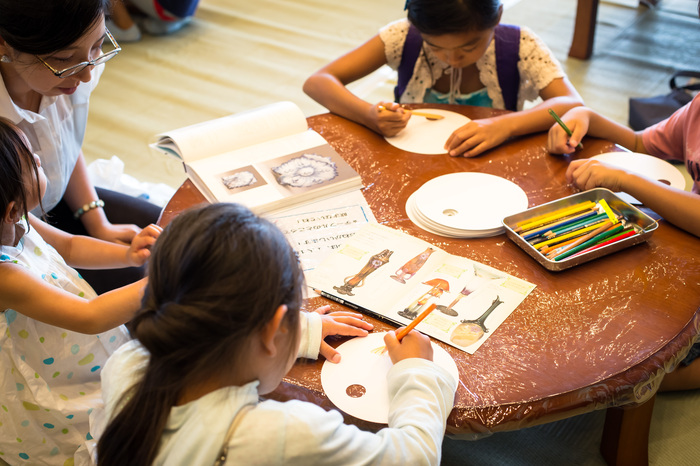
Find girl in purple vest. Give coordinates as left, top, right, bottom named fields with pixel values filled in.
left=304, top=0, right=582, bottom=158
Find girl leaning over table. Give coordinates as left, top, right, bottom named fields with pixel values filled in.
left=303, top=0, right=583, bottom=157
left=94, top=203, right=457, bottom=466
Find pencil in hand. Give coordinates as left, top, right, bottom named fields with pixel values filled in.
left=371, top=303, right=437, bottom=354
left=548, top=108, right=584, bottom=150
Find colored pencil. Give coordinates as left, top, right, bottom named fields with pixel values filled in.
left=544, top=212, right=608, bottom=238
left=570, top=229, right=637, bottom=257
left=553, top=224, right=625, bottom=261
left=522, top=209, right=599, bottom=240
left=545, top=220, right=614, bottom=258
left=515, top=201, right=596, bottom=233
left=597, top=199, right=619, bottom=224
left=372, top=303, right=437, bottom=354
left=533, top=220, right=610, bottom=249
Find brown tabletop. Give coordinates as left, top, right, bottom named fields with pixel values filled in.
left=159, top=104, right=700, bottom=466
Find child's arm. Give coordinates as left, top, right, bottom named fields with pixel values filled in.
left=567, top=159, right=700, bottom=237
left=29, top=214, right=161, bottom=269
left=547, top=106, right=645, bottom=154
left=0, top=265, right=145, bottom=334
left=445, top=77, right=583, bottom=157
left=303, top=35, right=411, bottom=137
left=297, top=305, right=374, bottom=362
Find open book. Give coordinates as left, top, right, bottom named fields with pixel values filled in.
left=150, top=101, right=362, bottom=215
left=307, top=223, right=536, bottom=354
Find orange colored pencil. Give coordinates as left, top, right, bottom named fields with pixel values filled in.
left=373, top=303, right=438, bottom=354
left=397, top=303, right=438, bottom=341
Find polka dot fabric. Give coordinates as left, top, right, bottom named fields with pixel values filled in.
left=0, top=220, right=130, bottom=465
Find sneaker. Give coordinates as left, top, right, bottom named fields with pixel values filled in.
left=105, top=18, right=142, bottom=43
left=137, top=16, right=192, bottom=36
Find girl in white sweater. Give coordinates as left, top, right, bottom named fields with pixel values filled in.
left=95, top=203, right=457, bottom=466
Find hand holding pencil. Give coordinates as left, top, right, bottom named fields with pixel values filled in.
left=373, top=101, right=411, bottom=137
left=379, top=303, right=436, bottom=363
left=547, top=107, right=590, bottom=154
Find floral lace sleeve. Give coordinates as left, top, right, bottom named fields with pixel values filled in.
left=379, top=18, right=411, bottom=69
left=478, top=26, right=565, bottom=110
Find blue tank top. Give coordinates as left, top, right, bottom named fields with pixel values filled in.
left=424, top=87, right=493, bottom=107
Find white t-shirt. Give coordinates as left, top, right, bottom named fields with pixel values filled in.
left=0, top=66, right=103, bottom=212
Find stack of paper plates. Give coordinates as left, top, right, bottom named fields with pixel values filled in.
left=406, top=172, right=529, bottom=238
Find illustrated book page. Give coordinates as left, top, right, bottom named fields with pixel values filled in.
left=307, top=223, right=536, bottom=353
left=149, top=101, right=362, bottom=215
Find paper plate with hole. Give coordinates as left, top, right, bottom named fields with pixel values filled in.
left=406, top=191, right=502, bottom=238
left=590, top=152, right=687, bottom=204
left=412, top=172, right=528, bottom=234
left=384, top=108, right=470, bottom=154
left=321, top=332, right=458, bottom=424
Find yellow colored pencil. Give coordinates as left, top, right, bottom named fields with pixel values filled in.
left=515, top=201, right=596, bottom=233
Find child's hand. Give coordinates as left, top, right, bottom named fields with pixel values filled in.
left=125, top=224, right=162, bottom=266
left=548, top=107, right=590, bottom=154
left=91, top=222, right=141, bottom=245
left=384, top=329, right=433, bottom=364
left=314, top=305, right=373, bottom=363
left=566, top=159, right=627, bottom=192
left=444, top=118, right=510, bottom=157
left=372, top=101, right=410, bottom=137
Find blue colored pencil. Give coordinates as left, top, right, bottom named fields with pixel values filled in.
left=545, top=213, right=608, bottom=238
left=522, top=209, right=598, bottom=240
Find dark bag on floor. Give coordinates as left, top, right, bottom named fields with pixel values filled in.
left=628, top=70, right=700, bottom=130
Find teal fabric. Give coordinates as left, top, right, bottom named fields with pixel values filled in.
left=424, top=87, right=493, bottom=107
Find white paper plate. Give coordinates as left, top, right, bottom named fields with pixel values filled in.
left=413, top=173, right=528, bottom=231
left=321, top=332, right=458, bottom=424
left=591, top=152, right=687, bottom=204
left=384, top=108, right=471, bottom=154
left=406, top=192, right=502, bottom=238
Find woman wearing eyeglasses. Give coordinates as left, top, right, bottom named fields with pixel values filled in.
left=0, top=0, right=161, bottom=295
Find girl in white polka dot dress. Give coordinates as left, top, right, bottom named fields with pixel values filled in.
left=0, top=118, right=161, bottom=465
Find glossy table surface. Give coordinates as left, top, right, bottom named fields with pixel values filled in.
left=159, top=104, right=700, bottom=438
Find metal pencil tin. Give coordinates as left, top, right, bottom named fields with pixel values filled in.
left=502, top=188, right=658, bottom=271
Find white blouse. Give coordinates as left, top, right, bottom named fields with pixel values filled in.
left=379, top=19, right=565, bottom=110
left=0, top=66, right=103, bottom=212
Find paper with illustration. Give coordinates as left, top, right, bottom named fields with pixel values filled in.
left=307, top=223, right=536, bottom=354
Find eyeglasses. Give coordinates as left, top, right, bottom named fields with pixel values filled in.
left=35, top=29, right=121, bottom=78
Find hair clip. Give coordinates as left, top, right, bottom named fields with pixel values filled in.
left=404, top=0, right=410, bottom=11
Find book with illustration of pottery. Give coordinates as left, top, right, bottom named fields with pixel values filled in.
left=150, top=101, right=362, bottom=215
left=307, top=223, right=536, bottom=354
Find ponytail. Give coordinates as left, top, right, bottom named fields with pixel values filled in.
left=97, top=203, right=304, bottom=465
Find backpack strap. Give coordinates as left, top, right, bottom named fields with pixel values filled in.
left=494, top=24, right=521, bottom=111
left=395, top=24, right=423, bottom=102
left=395, top=23, right=522, bottom=109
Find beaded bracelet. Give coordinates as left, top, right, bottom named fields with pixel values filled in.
left=73, top=199, right=105, bottom=219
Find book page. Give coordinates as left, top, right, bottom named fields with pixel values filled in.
left=151, top=101, right=308, bottom=162
left=307, top=223, right=536, bottom=354
left=268, top=190, right=376, bottom=271
left=187, top=130, right=361, bottom=214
